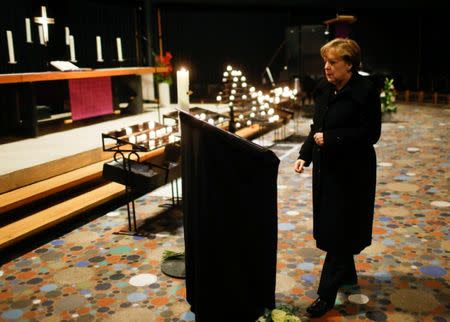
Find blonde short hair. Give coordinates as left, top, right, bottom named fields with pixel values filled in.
left=320, top=38, right=361, bottom=72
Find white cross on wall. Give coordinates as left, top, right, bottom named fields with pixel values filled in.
left=34, top=6, right=55, bottom=43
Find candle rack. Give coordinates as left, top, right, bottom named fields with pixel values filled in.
left=101, top=120, right=180, bottom=235
left=215, top=67, right=300, bottom=141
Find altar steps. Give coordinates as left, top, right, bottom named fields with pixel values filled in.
left=0, top=147, right=165, bottom=250
left=0, top=182, right=125, bottom=250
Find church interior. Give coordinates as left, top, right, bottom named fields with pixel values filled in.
left=0, top=0, right=449, bottom=321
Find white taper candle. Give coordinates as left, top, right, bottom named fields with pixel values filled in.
left=69, top=35, right=76, bottom=62
left=177, top=68, right=190, bottom=111
left=38, top=25, right=44, bottom=45
left=65, top=27, right=70, bottom=45
left=6, top=30, right=16, bottom=64
left=96, top=36, right=103, bottom=62
left=25, top=18, right=32, bottom=43
left=116, top=37, right=123, bottom=62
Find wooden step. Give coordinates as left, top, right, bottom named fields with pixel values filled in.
left=0, top=147, right=165, bottom=215
left=0, top=182, right=125, bottom=249
left=0, top=147, right=112, bottom=194
left=0, top=162, right=103, bottom=214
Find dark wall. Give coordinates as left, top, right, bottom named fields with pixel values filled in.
left=157, top=5, right=449, bottom=98
left=351, top=8, right=448, bottom=92
left=159, top=7, right=291, bottom=98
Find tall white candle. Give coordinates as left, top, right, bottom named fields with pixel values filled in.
left=25, top=18, right=32, bottom=43
left=177, top=68, right=190, bottom=111
left=6, top=31, right=16, bottom=64
left=38, top=25, right=44, bottom=45
left=69, top=35, right=76, bottom=62
left=116, top=37, right=123, bottom=62
left=65, top=27, right=70, bottom=45
left=96, top=36, right=103, bottom=62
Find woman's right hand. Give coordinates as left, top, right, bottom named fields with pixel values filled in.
left=294, top=159, right=306, bottom=173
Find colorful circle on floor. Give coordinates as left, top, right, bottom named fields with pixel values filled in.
left=298, top=262, right=314, bottom=271
left=374, top=271, right=392, bottom=281
left=419, top=265, right=447, bottom=277
left=1, top=310, right=23, bottom=320
left=127, top=292, right=147, bottom=302
left=278, top=223, right=296, bottom=231
left=40, top=284, right=58, bottom=292
left=301, top=274, right=315, bottom=283
left=430, top=201, right=450, bottom=208
left=181, top=311, right=196, bottom=321
left=129, top=273, right=157, bottom=287
left=348, top=294, right=369, bottom=304
left=107, top=211, right=121, bottom=217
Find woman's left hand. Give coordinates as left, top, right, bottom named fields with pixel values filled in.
left=314, top=132, right=324, bottom=146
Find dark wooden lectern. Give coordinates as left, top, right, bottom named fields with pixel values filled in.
left=180, top=111, right=280, bottom=322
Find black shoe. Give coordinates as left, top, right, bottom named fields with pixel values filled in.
left=306, top=297, right=334, bottom=318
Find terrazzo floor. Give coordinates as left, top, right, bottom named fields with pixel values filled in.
left=1, top=104, right=449, bottom=321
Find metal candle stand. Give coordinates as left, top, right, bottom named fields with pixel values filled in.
left=101, top=121, right=179, bottom=235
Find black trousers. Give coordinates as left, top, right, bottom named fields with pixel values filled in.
left=317, top=252, right=357, bottom=303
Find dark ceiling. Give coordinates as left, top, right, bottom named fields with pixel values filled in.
left=151, top=0, right=441, bottom=9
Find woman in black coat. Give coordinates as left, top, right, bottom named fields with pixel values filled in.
left=294, top=38, right=381, bottom=318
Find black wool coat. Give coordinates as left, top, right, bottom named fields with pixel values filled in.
left=298, top=74, right=381, bottom=254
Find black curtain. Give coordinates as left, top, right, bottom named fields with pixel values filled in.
left=180, top=111, right=279, bottom=322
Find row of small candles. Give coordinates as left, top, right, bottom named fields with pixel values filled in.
left=217, top=86, right=297, bottom=104
left=195, top=112, right=226, bottom=126
left=106, top=121, right=178, bottom=150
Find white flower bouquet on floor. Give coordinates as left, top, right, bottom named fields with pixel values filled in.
left=256, top=305, right=300, bottom=322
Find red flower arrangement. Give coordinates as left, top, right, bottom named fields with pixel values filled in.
left=154, top=52, right=173, bottom=85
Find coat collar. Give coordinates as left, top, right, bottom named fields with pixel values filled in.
left=315, top=74, right=373, bottom=105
